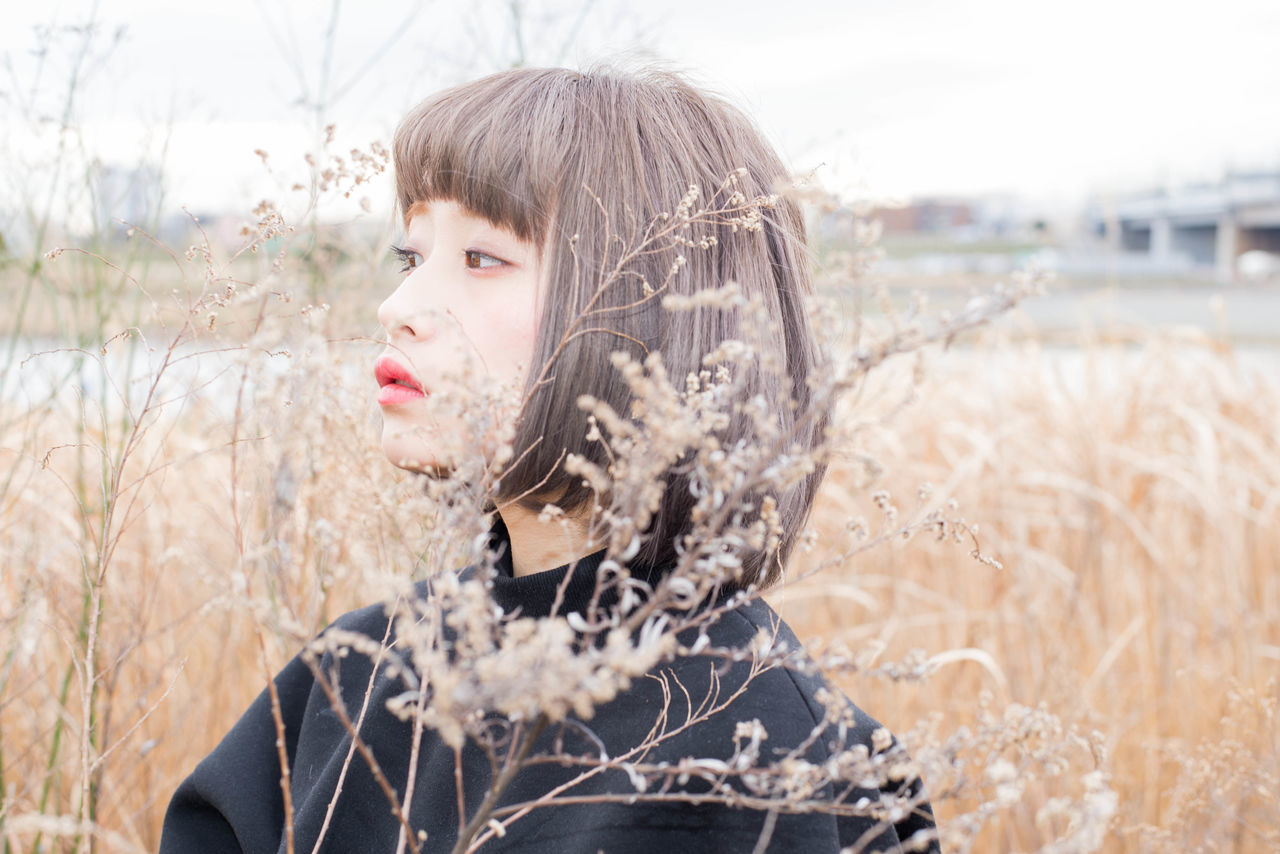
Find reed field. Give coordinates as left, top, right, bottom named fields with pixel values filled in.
left=2, top=13, right=1278, bottom=849
left=1, top=227, right=1276, bottom=852
left=787, top=330, right=1280, bottom=850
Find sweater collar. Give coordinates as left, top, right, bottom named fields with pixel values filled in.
left=482, top=514, right=667, bottom=619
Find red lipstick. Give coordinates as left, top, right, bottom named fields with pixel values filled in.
left=375, top=356, right=427, bottom=406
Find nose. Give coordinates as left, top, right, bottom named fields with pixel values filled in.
left=378, top=277, right=435, bottom=343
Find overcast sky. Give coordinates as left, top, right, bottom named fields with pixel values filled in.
left=4, top=0, right=1279, bottom=221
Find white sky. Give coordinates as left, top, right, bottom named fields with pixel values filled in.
left=3, top=0, right=1279, bottom=222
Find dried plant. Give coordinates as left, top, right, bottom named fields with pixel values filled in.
left=3, top=21, right=1278, bottom=854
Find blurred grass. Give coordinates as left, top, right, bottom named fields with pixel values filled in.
left=3, top=287, right=1277, bottom=850
left=781, top=330, right=1280, bottom=851
left=4, top=8, right=1275, bottom=848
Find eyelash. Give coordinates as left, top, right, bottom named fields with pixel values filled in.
left=390, top=245, right=420, bottom=273
left=389, top=246, right=507, bottom=273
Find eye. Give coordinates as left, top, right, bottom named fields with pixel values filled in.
left=390, top=245, right=423, bottom=273
left=464, top=249, right=506, bottom=270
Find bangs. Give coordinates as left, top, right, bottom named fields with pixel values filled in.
left=393, top=70, right=570, bottom=244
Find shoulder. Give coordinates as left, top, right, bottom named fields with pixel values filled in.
left=326, top=577, right=436, bottom=635
left=331, top=579, right=429, bottom=647
left=706, top=597, right=939, bottom=850
left=598, top=594, right=889, bottom=765
left=159, top=576, right=441, bottom=853
left=557, top=596, right=937, bottom=852
left=692, top=595, right=881, bottom=734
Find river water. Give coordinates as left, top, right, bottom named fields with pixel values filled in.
left=1004, top=284, right=1280, bottom=342
left=4, top=285, right=1277, bottom=418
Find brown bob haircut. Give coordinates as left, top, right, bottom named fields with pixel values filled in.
left=393, top=66, right=830, bottom=588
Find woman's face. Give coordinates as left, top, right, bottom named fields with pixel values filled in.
left=375, top=199, right=541, bottom=474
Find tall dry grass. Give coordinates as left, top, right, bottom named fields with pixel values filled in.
left=781, top=330, right=1280, bottom=851
left=0, top=295, right=432, bottom=851
left=0, top=17, right=1274, bottom=845
left=3, top=252, right=1276, bottom=851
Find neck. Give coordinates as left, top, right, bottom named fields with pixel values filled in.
left=495, top=502, right=603, bottom=577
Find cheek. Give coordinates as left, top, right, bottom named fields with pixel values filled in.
left=509, top=312, right=538, bottom=366
left=486, top=298, right=539, bottom=381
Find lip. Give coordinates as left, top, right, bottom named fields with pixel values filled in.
left=374, top=355, right=428, bottom=406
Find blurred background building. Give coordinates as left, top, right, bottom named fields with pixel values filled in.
left=1094, top=171, right=1280, bottom=281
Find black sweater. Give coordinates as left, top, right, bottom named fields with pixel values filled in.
left=161, top=524, right=937, bottom=853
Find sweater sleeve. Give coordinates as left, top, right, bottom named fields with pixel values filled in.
left=159, top=652, right=317, bottom=854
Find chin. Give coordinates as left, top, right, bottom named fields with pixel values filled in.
left=381, top=428, right=437, bottom=473
left=379, top=411, right=494, bottom=478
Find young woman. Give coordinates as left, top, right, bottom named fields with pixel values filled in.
left=161, top=66, right=938, bottom=853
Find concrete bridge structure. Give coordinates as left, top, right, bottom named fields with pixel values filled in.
left=1101, top=172, right=1280, bottom=280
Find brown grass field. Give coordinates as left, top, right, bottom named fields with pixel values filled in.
left=4, top=8, right=1276, bottom=850
left=787, top=331, right=1279, bottom=850
left=1, top=244, right=1277, bottom=852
